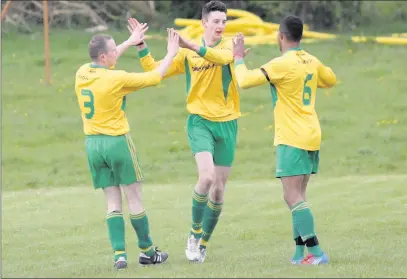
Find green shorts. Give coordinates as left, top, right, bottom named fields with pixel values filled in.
left=275, top=144, right=319, bottom=178
left=85, top=134, right=144, bottom=189
left=187, top=114, right=238, bottom=167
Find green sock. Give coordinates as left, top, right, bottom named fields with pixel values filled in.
left=292, top=225, right=305, bottom=260
left=129, top=211, right=154, bottom=257
left=200, top=200, right=223, bottom=249
left=190, top=190, right=208, bottom=238
left=291, top=201, right=323, bottom=257
left=106, top=211, right=127, bottom=261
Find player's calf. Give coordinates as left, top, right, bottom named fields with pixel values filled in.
left=191, top=167, right=229, bottom=263
left=291, top=236, right=305, bottom=264
left=281, top=176, right=326, bottom=264
left=104, top=187, right=125, bottom=250
left=290, top=203, right=325, bottom=264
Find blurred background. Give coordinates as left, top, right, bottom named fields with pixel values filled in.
left=2, top=0, right=407, bottom=34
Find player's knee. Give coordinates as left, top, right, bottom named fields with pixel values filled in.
left=283, top=191, right=302, bottom=208
left=283, top=186, right=302, bottom=207
left=107, top=203, right=122, bottom=213
left=104, top=188, right=123, bottom=212
left=198, top=171, right=215, bottom=189
left=107, top=210, right=122, bottom=215
left=283, top=193, right=290, bottom=205
left=122, top=182, right=142, bottom=203
left=211, top=184, right=225, bottom=201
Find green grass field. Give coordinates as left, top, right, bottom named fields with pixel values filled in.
left=2, top=27, right=407, bottom=278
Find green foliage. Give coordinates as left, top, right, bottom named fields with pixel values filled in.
left=361, top=1, right=407, bottom=23
left=3, top=1, right=406, bottom=32
left=246, top=1, right=363, bottom=31
left=162, top=0, right=407, bottom=31
left=165, top=0, right=365, bottom=30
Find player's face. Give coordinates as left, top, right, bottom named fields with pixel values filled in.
left=100, top=39, right=118, bottom=67
left=202, top=11, right=227, bottom=40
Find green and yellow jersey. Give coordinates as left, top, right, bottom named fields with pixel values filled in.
left=235, top=47, right=337, bottom=150
left=75, top=63, right=161, bottom=136
left=138, top=37, right=241, bottom=122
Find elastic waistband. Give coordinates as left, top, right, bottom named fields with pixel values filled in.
left=188, top=113, right=239, bottom=122
left=85, top=134, right=126, bottom=139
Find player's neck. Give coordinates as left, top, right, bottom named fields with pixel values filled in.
left=91, top=60, right=109, bottom=68
left=282, top=43, right=300, bottom=54
left=202, top=33, right=221, bottom=47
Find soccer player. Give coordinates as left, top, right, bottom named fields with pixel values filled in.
left=232, top=15, right=337, bottom=265
left=74, top=25, right=180, bottom=269
left=127, top=0, right=244, bottom=263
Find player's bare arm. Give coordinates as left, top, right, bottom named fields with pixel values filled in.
left=127, top=18, right=149, bottom=52
left=155, top=28, right=180, bottom=77
left=117, top=28, right=180, bottom=92
left=127, top=18, right=185, bottom=78
left=116, top=21, right=149, bottom=59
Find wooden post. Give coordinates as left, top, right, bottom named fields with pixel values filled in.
left=43, top=0, right=51, bottom=85
left=1, top=0, right=12, bottom=21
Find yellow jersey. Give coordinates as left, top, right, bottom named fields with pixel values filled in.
left=139, top=37, right=241, bottom=122
left=75, top=63, right=162, bottom=136
left=235, top=47, right=337, bottom=150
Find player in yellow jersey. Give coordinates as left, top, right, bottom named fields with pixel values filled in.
left=232, top=15, right=337, bottom=265
left=127, top=0, right=245, bottom=263
left=75, top=24, right=180, bottom=269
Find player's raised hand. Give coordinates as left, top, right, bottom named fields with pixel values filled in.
left=127, top=18, right=140, bottom=34
left=166, top=28, right=180, bottom=58
left=155, top=28, right=179, bottom=77
left=126, top=18, right=148, bottom=46
left=233, top=32, right=251, bottom=58
left=177, top=33, right=191, bottom=49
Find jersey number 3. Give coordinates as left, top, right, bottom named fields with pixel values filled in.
left=302, top=73, right=313, bottom=106
left=81, top=89, right=95, bottom=119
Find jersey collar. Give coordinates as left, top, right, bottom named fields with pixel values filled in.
left=90, top=63, right=110, bottom=69
left=287, top=47, right=302, bottom=52
left=201, top=37, right=222, bottom=47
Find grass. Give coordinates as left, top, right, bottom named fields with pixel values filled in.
left=2, top=26, right=407, bottom=278
left=2, top=29, right=407, bottom=190
left=3, top=176, right=407, bottom=278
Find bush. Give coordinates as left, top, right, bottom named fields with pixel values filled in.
left=2, top=0, right=406, bottom=32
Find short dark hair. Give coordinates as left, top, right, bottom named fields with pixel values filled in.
left=279, top=15, right=303, bottom=42
left=202, top=0, right=227, bottom=19
left=88, top=34, right=112, bottom=61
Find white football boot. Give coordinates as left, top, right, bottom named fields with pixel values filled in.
left=185, top=235, right=200, bottom=262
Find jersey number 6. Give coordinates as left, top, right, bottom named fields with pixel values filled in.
left=302, top=73, right=313, bottom=106
left=81, top=89, right=95, bottom=119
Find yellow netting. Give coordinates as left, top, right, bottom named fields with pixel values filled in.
left=174, top=9, right=407, bottom=46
